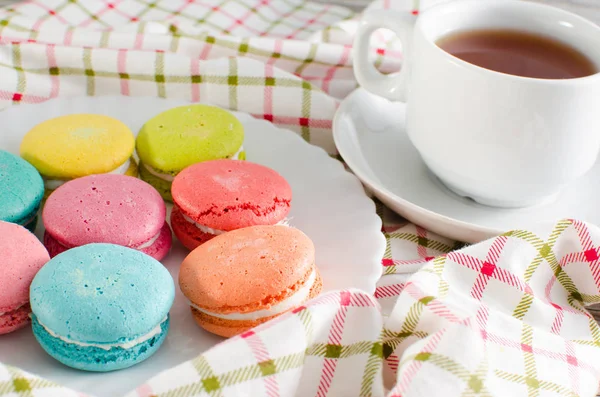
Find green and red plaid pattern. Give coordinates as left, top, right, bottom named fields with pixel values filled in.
left=126, top=219, right=600, bottom=397
left=0, top=0, right=408, bottom=155
left=1, top=0, right=600, bottom=396
left=0, top=0, right=415, bottom=143
left=0, top=365, right=84, bottom=396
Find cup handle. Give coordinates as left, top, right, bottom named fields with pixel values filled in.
left=353, top=10, right=416, bottom=102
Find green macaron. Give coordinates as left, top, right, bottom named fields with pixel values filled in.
left=136, top=105, right=245, bottom=202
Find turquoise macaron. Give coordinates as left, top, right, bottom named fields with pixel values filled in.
left=0, top=150, right=44, bottom=232
left=29, top=243, right=174, bottom=372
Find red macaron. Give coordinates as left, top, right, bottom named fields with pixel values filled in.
left=171, top=160, right=292, bottom=250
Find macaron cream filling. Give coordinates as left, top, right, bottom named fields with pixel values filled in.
left=34, top=315, right=168, bottom=351
left=181, top=212, right=290, bottom=236
left=190, top=269, right=317, bottom=321
left=43, top=158, right=133, bottom=190
left=134, top=229, right=163, bottom=250
left=0, top=303, right=27, bottom=317
left=142, top=145, right=245, bottom=183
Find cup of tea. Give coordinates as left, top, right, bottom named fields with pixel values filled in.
left=353, top=0, right=600, bottom=208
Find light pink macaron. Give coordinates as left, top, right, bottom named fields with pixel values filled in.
left=0, top=221, right=50, bottom=334
left=43, top=174, right=172, bottom=260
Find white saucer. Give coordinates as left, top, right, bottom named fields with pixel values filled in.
left=333, top=88, right=600, bottom=243
left=0, top=95, right=385, bottom=396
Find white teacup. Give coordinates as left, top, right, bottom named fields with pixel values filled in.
left=353, top=0, right=600, bottom=208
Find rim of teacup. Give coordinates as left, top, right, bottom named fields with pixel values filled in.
left=416, top=0, right=600, bottom=84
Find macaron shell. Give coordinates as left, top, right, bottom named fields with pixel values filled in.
left=170, top=204, right=217, bottom=250
left=138, top=222, right=172, bottom=261
left=0, top=221, right=50, bottom=313
left=43, top=222, right=172, bottom=261
left=32, top=315, right=170, bottom=372
left=30, top=244, right=174, bottom=344
left=124, top=158, right=139, bottom=177
left=172, top=160, right=292, bottom=231
left=190, top=272, right=322, bottom=338
left=136, top=105, right=244, bottom=173
left=179, top=225, right=314, bottom=312
left=42, top=158, right=138, bottom=199
left=139, top=162, right=173, bottom=202
left=43, top=174, right=166, bottom=249
left=0, top=305, right=31, bottom=335
left=20, top=114, right=135, bottom=179
left=43, top=231, right=69, bottom=258
left=0, top=150, right=44, bottom=225
left=23, top=216, right=38, bottom=233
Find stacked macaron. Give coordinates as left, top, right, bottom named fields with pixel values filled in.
left=171, top=159, right=292, bottom=250
left=20, top=114, right=137, bottom=196
left=0, top=150, right=44, bottom=232
left=136, top=104, right=245, bottom=201
left=42, top=174, right=172, bottom=260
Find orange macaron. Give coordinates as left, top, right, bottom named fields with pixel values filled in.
left=179, top=225, right=322, bottom=338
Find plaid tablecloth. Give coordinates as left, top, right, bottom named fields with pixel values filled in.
left=1, top=0, right=600, bottom=396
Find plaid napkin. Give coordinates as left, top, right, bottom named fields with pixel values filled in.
left=131, top=219, right=600, bottom=397
left=0, top=0, right=406, bottom=154
left=1, top=0, right=600, bottom=396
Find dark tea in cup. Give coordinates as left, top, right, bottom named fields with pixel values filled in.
left=436, top=29, right=597, bottom=79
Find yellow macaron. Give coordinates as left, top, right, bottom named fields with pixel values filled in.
left=20, top=114, right=137, bottom=194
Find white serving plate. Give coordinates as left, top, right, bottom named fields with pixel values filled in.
left=333, top=88, right=600, bottom=243
left=0, top=96, right=386, bottom=396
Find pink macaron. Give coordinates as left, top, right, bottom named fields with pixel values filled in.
left=171, top=159, right=292, bottom=250
left=43, top=174, right=172, bottom=260
left=0, top=221, right=50, bottom=334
